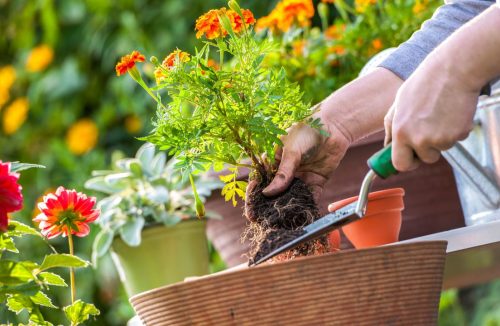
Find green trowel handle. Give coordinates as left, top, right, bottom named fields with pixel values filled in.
left=367, top=144, right=398, bottom=179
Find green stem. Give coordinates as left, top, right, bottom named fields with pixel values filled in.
left=137, top=79, right=167, bottom=110
left=68, top=233, right=76, bottom=306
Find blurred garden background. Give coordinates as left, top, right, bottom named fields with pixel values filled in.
left=1, top=0, right=500, bottom=324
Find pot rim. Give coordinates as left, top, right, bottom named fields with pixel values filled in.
left=328, top=187, right=404, bottom=212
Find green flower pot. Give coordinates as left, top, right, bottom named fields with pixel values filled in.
left=111, top=219, right=209, bottom=297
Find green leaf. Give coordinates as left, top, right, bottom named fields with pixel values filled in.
left=38, top=254, right=89, bottom=272
left=128, top=160, right=143, bottom=177
left=0, top=282, right=40, bottom=297
left=64, top=299, right=100, bottom=325
left=30, top=291, right=56, bottom=308
left=92, top=229, right=114, bottom=260
left=9, top=162, right=45, bottom=173
left=29, top=308, right=54, bottom=326
left=6, top=293, right=33, bottom=313
left=146, top=186, right=169, bottom=204
left=38, top=272, right=67, bottom=287
left=103, top=172, right=132, bottom=185
left=151, top=152, right=167, bottom=176
left=136, top=143, right=156, bottom=167
left=0, top=234, right=18, bottom=253
left=0, top=261, right=35, bottom=286
left=84, top=176, right=121, bottom=194
left=119, top=217, right=145, bottom=247
left=7, top=220, right=41, bottom=237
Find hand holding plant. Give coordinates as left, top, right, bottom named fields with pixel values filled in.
left=116, top=1, right=330, bottom=264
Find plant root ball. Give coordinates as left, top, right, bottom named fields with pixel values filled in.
left=245, top=177, right=329, bottom=265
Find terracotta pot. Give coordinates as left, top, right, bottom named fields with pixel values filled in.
left=327, top=229, right=341, bottom=250
left=205, top=135, right=464, bottom=265
left=329, top=188, right=404, bottom=249
left=130, top=241, right=447, bottom=325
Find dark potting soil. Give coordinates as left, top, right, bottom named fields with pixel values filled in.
left=245, top=177, right=329, bottom=265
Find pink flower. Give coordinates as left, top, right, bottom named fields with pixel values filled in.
left=34, top=186, right=100, bottom=239
left=0, top=161, right=23, bottom=231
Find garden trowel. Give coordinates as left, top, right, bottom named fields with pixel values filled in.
left=252, top=144, right=398, bottom=266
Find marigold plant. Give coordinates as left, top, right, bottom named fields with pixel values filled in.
left=117, top=1, right=322, bottom=212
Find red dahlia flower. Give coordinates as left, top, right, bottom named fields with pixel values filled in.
left=0, top=161, right=23, bottom=231
left=34, top=186, right=99, bottom=239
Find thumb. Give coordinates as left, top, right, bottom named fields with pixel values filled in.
left=262, top=148, right=301, bottom=197
left=384, top=105, right=395, bottom=146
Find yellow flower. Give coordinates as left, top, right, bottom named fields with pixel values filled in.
left=2, top=98, right=29, bottom=135
left=355, top=0, right=377, bottom=13
left=412, top=0, right=427, bottom=14
left=66, top=119, right=99, bottom=155
left=292, top=40, right=307, bottom=57
left=0, top=66, right=17, bottom=90
left=125, top=115, right=142, bottom=134
left=26, top=44, right=54, bottom=72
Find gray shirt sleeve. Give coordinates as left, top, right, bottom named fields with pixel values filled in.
left=379, top=0, right=495, bottom=80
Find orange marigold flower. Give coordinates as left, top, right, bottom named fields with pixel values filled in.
left=206, top=59, right=219, bottom=70
left=328, top=44, right=346, bottom=56
left=371, top=38, right=383, bottom=51
left=154, top=49, right=191, bottom=84
left=227, top=9, right=256, bottom=33
left=162, top=49, right=191, bottom=68
left=195, top=9, right=226, bottom=39
left=196, top=8, right=255, bottom=39
left=115, top=50, right=146, bottom=76
left=257, top=0, right=314, bottom=33
left=256, top=12, right=280, bottom=32
left=321, top=0, right=335, bottom=2
left=325, top=23, right=345, bottom=40
left=34, top=186, right=99, bottom=239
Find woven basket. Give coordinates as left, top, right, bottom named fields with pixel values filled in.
left=131, top=241, right=447, bottom=325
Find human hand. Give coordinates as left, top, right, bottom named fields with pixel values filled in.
left=263, top=67, right=403, bottom=201
left=262, top=116, right=351, bottom=201
left=384, top=59, right=478, bottom=171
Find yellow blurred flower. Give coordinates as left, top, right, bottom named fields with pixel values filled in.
left=325, top=23, right=345, bottom=40
left=26, top=44, right=54, bottom=72
left=257, top=0, right=314, bottom=33
left=412, top=0, right=428, bottom=14
left=355, top=0, right=377, bottom=13
left=125, top=115, right=142, bottom=134
left=2, top=98, right=29, bottom=135
left=66, top=119, right=99, bottom=155
left=292, top=40, right=307, bottom=57
left=0, top=65, right=17, bottom=90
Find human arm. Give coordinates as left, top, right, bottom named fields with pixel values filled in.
left=379, top=0, right=494, bottom=80
left=262, top=67, right=403, bottom=199
left=386, top=5, right=500, bottom=171
left=264, top=0, right=495, bottom=198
